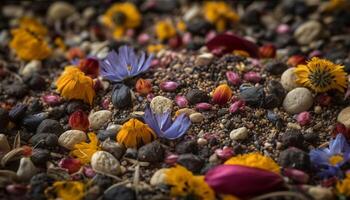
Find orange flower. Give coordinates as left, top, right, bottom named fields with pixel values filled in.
left=212, top=84, right=233, bottom=105
left=117, top=118, right=156, bottom=148
left=56, top=66, right=95, bottom=105
left=135, top=78, right=152, bottom=95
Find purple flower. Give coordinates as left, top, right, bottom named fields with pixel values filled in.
left=143, top=107, right=191, bottom=140
left=310, top=134, right=350, bottom=178
left=99, top=46, right=153, bottom=82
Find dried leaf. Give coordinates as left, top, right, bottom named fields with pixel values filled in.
left=13, top=132, right=21, bottom=149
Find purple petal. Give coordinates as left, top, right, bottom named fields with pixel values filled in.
left=163, top=114, right=191, bottom=139
left=205, top=165, right=284, bottom=197
left=144, top=107, right=164, bottom=137
left=309, top=149, right=330, bottom=166
left=329, top=134, right=348, bottom=155
left=156, top=111, right=172, bottom=131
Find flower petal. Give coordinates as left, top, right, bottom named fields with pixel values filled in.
left=205, top=165, right=284, bottom=197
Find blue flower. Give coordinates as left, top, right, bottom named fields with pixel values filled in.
left=310, top=134, right=350, bottom=178
left=143, top=107, right=191, bottom=140
left=99, top=45, right=153, bottom=82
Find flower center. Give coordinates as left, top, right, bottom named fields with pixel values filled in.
left=127, top=65, right=132, bottom=71
left=328, top=154, right=344, bottom=166
left=308, top=67, right=334, bottom=88
left=112, top=12, right=127, bottom=26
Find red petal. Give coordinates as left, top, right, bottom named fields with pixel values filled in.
left=206, top=34, right=260, bottom=58
left=205, top=165, right=284, bottom=197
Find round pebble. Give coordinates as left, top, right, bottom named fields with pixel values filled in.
left=150, top=96, right=173, bottom=114
left=230, top=127, right=248, bottom=140
left=280, top=68, right=299, bottom=91
left=337, top=106, right=350, bottom=128
left=283, top=87, right=313, bottom=114
left=189, top=112, right=204, bottom=123
left=89, top=110, right=112, bottom=130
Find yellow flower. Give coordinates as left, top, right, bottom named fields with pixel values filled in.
left=102, top=2, right=141, bottom=39
left=165, top=165, right=215, bottom=200
left=117, top=118, right=156, bottom=148
left=45, top=181, right=85, bottom=200
left=70, top=132, right=100, bottom=164
left=294, top=57, right=347, bottom=93
left=225, top=152, right=280, bottom=174
left=336, top=173, right=350, bottom=196
left=203, top=2, right=239, bottom=32
left=176, top=20, right=187, bottom=32
left=18, top=17, right=47, bottom=36
left=147, top=44, right=165, bottom=53
left=10, top=28, right=51, bottom=61
left=155, top=20, right=177, bottom=41
left=56, top=66, right=95, bottom=105
left=54, top=37, right=66, bottom=51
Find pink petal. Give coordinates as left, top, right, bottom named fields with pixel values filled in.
left=205, top=165, right=284, bottom=197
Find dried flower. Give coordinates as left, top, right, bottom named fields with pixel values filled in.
left=287, top=55, right=306, bottom=67
left=259, top=44, right=276, bottom=58
left=147, top=44, right=165, bottom=53
left=215, top=147, right=234, bottom=160
left=18, top=17, right=47, bottom=37
left=229, top=100, right=245, bottom=113
left=56, top=66, right=95, bottom=105
left=324, top=0, right=348, bottom=12
left=59, top=158, right=81, bottom=174
left=296, top=111, right=311, bottom=126
left=309, top=134, right=350, bottom=178
left=295, top=57, right=347, bottom=93
left=70, top=132, right=100, bottom=164
left=77, top=58, right=99, bottom=78
left=243, top=71, right=261, bottom=83
left=165, top=165, right=215, bottom=200
left=159, top=81, right=179, bottom=92
left=205, top=164, right=283, bottom=197
left=195, top=103, right=212, bottom=111
left=101, top=2, right=141, bottom=39
left=66, top=47, right=85, bottom=61
left=45, top=181, right=85, bottom=200
left=206, top=34, right=259, bottom=58
left=155, top=20, right=177, bottom=41
left=226, top=71, right=241, bottom=85
left=69, top=110, right=89, bottom=131
left=212, top=84, right=233, bottom=105
left=175, top=95, right=188, bottom=108
left=135, top=78, right=152, bottom=95
left=336, top=172, right=350, bottom=196
left=138, top=33, right=150, bottom=45
left=144, top=107, right=191, bottom=140
left=10, top=29, right=51, bottom=61
left=42, top=94, right=61, bottom=106
left=117, top=118, right=156, bottom=148
left=203, top=2, right=239, bottom=32
left=225, top=152, right=281, bottom=174
left=99, top=46, right=153, bottom=82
